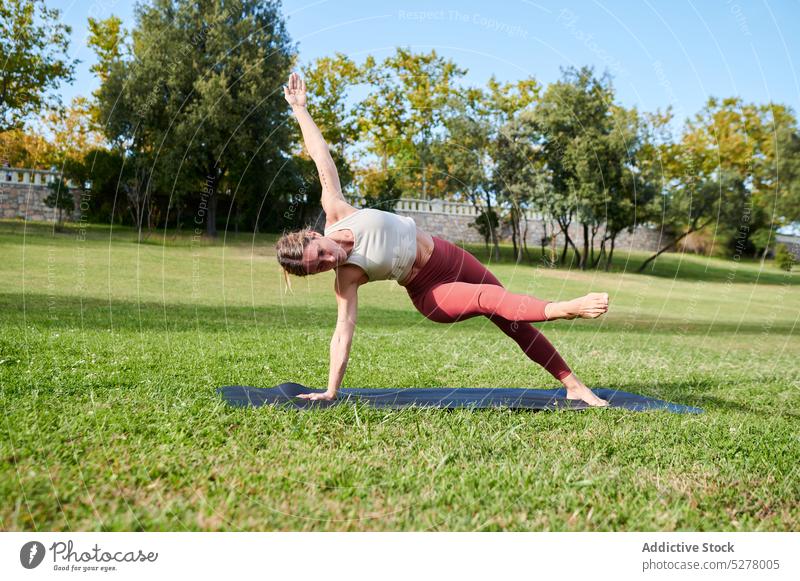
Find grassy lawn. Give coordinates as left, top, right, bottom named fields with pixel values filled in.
left=1, top=219, right=798, bottom=531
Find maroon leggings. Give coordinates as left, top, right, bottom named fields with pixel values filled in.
left=404, top=236, right=572, bottom=380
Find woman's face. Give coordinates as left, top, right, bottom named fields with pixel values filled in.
left=302, top=234, right=347, bottom=274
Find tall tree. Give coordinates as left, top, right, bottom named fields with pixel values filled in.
left=35, top=96, right=106, bottom=165
left=300, top=53, right=360, bottom=159
left=358, top=48, right=466, bottom=198
left=636, top=97, right=800, bottom=270
left=0, top=0, right=77, bottom=131
left=434, top=88, right=499, bottom=258
left=483, top=77, right=540, bottom=261
left=534, top=67, right=614, bottom=269
left=94, top=0, right=296, bottom=237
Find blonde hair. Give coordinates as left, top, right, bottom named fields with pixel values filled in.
left=275, top=228, right=316, bottom=292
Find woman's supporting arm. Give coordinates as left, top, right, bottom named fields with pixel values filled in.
left=327, top=274, right=358, bottom=395
left=296, top=267, right=360, bottom=400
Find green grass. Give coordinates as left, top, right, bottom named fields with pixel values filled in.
left=1, top=219, right=798, bottom=531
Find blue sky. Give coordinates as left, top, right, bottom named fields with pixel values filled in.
left=47, top=0, right=800, bottom=124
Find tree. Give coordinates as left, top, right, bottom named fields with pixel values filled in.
left=482, top=76, right=541, bottom=261
left=533, top=67, right=614, bottom=269
left=0, top=127, right=55, bottom=167
left=36, top=96, right=106, bottom=165
left=44, top=174, right=74, bottom=226
left=774, top=244, right=795, bottom=271
left=301, top=53, right=360, bottom=159
left=470, top=209, right=499, bottom=254
left=0, top=0, right=77, bottom=131
left=94, top=0, right=296, bottom=237
left=595, top=105, right=662, bottom=270
left=358, top=167, right=401, bottom=212
left=636, top=97, right=800, bottom=270
left=434, top=88, right=499, bottom=259
left=87, top=16, right=124, bottom=85
left=359, top=48, right=466, bottom=198
left=492, top=113, right=540, bottom=263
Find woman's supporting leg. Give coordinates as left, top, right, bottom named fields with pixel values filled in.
left=487, top=315, right=572, bottom=380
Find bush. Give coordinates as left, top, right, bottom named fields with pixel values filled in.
left=43, top=177, right=75, bottom=225
left=470, top=209, right=499, bottom=246
left=774, top=244, right=795, bottom=271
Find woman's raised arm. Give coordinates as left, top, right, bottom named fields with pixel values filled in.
left=284, top=72, right=350, bottom=219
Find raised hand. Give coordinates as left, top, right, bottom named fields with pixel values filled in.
left=283, top=71, right=307, bottom=107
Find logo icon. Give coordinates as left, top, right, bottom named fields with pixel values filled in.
left=20, top=541, right=46, bottom=569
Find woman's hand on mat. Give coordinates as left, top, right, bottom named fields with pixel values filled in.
left=283, top=72, right=307, bottom=107
left=296, top=390, right=337, bottom=401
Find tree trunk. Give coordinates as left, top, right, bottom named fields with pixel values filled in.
left=485, top=192, right=500, bottom=262
left=540, top=220, right=548, bottom=263
left=567, top=233, right=581, bottom=268
left=760, top=244, right=770, bottom=267
left=558, top=218, right=580, bottom=267
left=580, top=222, right=589, bottom=269
left=593, top=235, right=607, bottom=269
left=205, top=172, right=218, bottom=238
left=175, top=200, right=182, bottom=237
left=549, top=220, right=558, bottom=265
left=522, top=212, right=531, bottom=263
left=510, top=211, right=519, bottom=262
left=558, top=219, right=571, bottom=265
left=235, top=200, right=240, bottom=236
left=605, top=234, right=617, bottom=271
left=636, top=218, right=713, bottom=273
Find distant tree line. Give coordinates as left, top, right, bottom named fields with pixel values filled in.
left=1, top=0, right=799, bottom=270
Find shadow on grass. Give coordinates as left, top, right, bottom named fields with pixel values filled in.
left=0, top=219, right=279, bottom=248
left=461, top=242, right=799, bottom=286
left=619, top=379, right=799, bottom=418
left=3, top=219, right=796, bottom=285
left=2, top=292, right=797, bottom=337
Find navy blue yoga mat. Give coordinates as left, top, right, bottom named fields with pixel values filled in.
left=218, top=383, right=702, bottom=414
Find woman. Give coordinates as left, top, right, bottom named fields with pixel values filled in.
left=278, top=72, right=610, bottom=407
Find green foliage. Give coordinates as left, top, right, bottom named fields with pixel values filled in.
left=359, top=169, right=400, bottom=212
left=43, top=176, right=75, bottom=224
left=93, top=0, right=296, bottom=236
left=0, top=0, right=77, bottom=131
left=775, top=244, right=795, bottom=271
left=359, top=48, right=467, bottom=197
left=470, top=209, right=499, bottom=246
left=301, top=53, right=361, bottom=158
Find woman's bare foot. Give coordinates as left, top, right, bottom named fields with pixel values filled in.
left=545, top=292, right=609, bottom=320
left=561, top=373, right=608, bottom=407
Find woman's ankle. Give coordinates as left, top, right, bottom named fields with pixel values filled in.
left=544, top=301, right=562, bottom=320
left=560, top=372, right=581, bottom=389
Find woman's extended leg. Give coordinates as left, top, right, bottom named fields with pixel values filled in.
left=486, top=314, right=572, bottom=380
left=423, top=282, right=609, bottom=323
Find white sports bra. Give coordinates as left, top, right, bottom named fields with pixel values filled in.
left=324, top=208, right=417, bottom=282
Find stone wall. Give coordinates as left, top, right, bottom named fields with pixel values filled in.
left=0, top=181, right=60, bottom=222
left=0, top=168, right=80, bottom=223
left=776, top=234, right=800, bottom=260
left=396, top=207, right=669, bottom=253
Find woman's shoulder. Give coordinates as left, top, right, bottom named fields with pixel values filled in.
left=324, top=205, right=360, bottom=231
